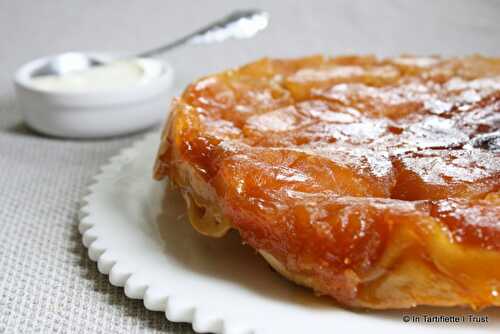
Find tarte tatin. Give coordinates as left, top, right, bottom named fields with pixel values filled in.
left=154, top=55, right=500, bottom=309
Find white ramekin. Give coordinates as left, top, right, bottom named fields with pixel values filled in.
left=14, top=52, right=174, bottom=138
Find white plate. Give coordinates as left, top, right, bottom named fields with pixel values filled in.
left=79, top=132, right=499, bottom=334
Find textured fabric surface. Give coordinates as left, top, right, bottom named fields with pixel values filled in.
left=0, top=1, right=499, bottom=333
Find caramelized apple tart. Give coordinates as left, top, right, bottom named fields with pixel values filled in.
left=154, top=55, right=500, bottom=309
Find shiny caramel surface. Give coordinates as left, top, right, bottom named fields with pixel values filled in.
left=155, top=55, right=500, bottom=308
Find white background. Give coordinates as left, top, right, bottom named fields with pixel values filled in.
left=1, top=0, right=499, bottom=97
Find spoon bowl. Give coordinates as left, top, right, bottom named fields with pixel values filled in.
left=31, top=52, right=106, bottom=78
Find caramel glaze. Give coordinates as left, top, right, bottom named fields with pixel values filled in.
left=154, top=55, right=500, bottom=309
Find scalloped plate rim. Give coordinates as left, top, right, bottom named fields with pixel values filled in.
left=78, top=132, right=499, bottom=334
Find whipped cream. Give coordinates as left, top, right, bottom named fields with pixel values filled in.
left=30, top=58, right=163, bottom=93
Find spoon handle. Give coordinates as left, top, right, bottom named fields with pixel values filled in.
left=136, top=9, right=269, bottom=58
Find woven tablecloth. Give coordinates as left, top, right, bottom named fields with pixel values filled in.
left=1, top=1, right=498, bottom=333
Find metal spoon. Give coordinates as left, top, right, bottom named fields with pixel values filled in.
left=32, top=9, right=269, bottom=77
